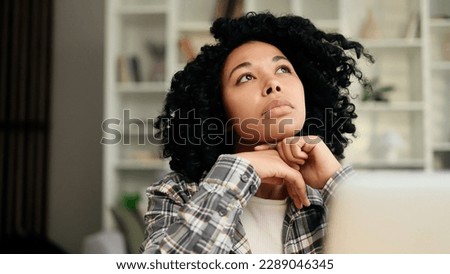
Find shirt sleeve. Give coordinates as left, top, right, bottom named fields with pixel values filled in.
left=320, top=165, right=354, bottom=205
left=141, top=154, right=260, bottom=254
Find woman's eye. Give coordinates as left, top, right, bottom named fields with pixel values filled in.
left=237, top=74, right=254, bottom=84
left=276, top=66, right=291, bottom=74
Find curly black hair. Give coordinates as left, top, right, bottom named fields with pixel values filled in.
left=155, top=12, right=374, bottom=183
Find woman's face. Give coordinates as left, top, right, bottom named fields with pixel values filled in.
left=221, top=41, right=305, bottom=145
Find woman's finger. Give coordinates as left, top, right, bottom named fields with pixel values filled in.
left=275, top=142, right=299, bottom=170
left=289, top=142, right=308, bottom=164
left=281, top=139, right=297, bottom=163
left=281, top=168, right=310, bottom=207
left=280, top=139, right=307, bottom=166
left=287, top=183, right=302, bottom=209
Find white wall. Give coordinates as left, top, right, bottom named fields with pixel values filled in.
left=49, top=0, right=105, bottom=253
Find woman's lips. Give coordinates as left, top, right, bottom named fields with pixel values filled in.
left=262, top=99, right=294, bottom=118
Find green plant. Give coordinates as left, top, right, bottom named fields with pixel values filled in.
left=362, top=77, right=394, bottom=102
left=121, top=192, right=141, bottom=210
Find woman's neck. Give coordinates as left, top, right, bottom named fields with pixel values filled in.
left=234, top=142, right=256, bottom=153
left=255, top=181, right=288, bottom=200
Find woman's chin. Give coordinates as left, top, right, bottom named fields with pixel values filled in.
left=233, top=124, right=303, bottom=145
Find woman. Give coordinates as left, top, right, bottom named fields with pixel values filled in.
left=140, top=12, right=373, bottom=254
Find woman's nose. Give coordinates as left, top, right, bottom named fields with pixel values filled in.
left=264, top=80, right=281, bottom=96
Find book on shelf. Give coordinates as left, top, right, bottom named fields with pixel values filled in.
left=404, top=11, right=420, bottom=39
left=117, top=55, right=130, bottom=82
left=147, top=43, right=165, bottom=81
left=129, top=55, right=142, bottom=82
left=117, top=54, right=142, bottom=83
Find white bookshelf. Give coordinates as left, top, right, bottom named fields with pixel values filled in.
left=103, top=0, right=174, bottom=229
left=103, top=0, right=450, bottom=230
left=426, top=0, right=450, bottom=170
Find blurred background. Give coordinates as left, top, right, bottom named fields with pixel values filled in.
left=1, top=0, right=449, bottom=253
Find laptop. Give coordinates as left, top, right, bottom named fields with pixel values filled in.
left=324, top=170, right=450, bottom=253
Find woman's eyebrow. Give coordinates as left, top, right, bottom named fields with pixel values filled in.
left=228, top=62, right=251, bottom=80
left=228, top=56, right=289, bottom=80
left=273, top=55, right=288, bottom=62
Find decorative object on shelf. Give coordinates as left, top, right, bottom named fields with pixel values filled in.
left=213, top=0, right=244, bottom=20
left=147, top=42, right=165, bottom=81
left=129, top=150, right=157, bottom=163
left=361, top=77, right=394, bottom=102
left=442, top=34, right=450, bottom=61
left=404, top=11, right=420, bottom=39
left=178, top=34, right=216, bottom=62
left=179, top=37, right=196, bottom=61
left=359, top=9, right=382, bottom=39
left=370, top=131, right=406, bottom=162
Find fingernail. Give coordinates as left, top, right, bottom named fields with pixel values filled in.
left=305, top=199, right=311, bottom=207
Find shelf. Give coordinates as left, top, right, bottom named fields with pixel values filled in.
left=431, top=61, right=450, bottom=70
left=116, top=82, right=168, bottom=93
left=434, top=143, right=450, bottom=152
left=116, top=5, right=167, bottom=15
left=357, top=101, right=424, bottom=112
left=361, top=38, right=422, bottom=49
left=116, top=159, right=169, bottom=171
left=429, top=19, right=450, bottom=28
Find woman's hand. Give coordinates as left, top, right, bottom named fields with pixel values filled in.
left=236, top=149, right=310, bottom=208
left=255, top=136, right=341, bottom=189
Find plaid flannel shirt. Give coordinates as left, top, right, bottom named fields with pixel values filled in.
left=140, top=154, right=353, bottom=254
